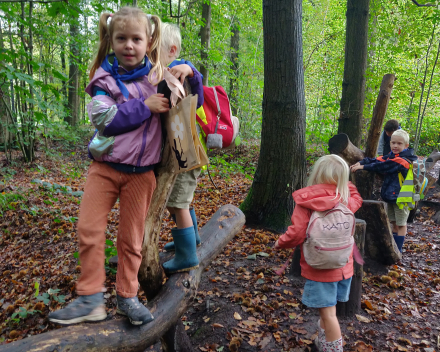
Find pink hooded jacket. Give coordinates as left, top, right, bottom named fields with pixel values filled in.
left=277, top=182, right=363, bottom=282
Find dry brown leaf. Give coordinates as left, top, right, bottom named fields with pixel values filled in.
left=234, top=312, right=242, bottom=320
left=354, top=341, right=373, bottom=352
left=212, top=323, right=224, bottom=328
left=355, top=314, right=371, bottom=323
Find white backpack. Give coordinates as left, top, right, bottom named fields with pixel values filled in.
left=303, top=203, right=356, bottom=270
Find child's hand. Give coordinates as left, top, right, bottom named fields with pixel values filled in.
left=350, top=162, right=364, bottom=172
left=168, top=64, right=194, bottom=84
left=145, top=94, right=170, bottom=113
left=274, top=240, right=281, bottom=249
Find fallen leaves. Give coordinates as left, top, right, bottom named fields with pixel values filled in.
left=355, top=314, right=371, bottom=323
left=233, top=312, right=242, bottom=320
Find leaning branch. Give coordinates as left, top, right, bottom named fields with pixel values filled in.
left=411, top=0, right=436, bottom=7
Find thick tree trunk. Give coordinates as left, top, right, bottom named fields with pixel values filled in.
left=199, top=2, right=211, bottom=86
left=355, top=200, right=401, bottom=264
left=229, top=21, right=239, bottom=116
left=240, top=0, right=307, bottom=232
left=338, top=0, right=370, bottom=147
left=364, top=74, right=396, bottom=158
left=0, top=205, right=246, bottom=352
left=67, top=22, right=79, bottom=126
left=336, top=219, right=365, bottom=317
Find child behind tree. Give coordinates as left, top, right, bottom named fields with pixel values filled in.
left=351, top=129, right=417, bottom=252
left=158, top=23, right=205, bottom=274
left=275, top=154, right=363, bottom=351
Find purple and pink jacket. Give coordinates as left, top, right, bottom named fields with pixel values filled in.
left=85, top=63, right=204, bottom=169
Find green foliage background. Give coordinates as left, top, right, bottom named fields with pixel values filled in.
left=1, top=0, right=440, bottom=157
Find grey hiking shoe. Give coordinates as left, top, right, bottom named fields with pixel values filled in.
left=48, top=293, right=106, bottom=325
left=116, top=295, right=154, bottom=325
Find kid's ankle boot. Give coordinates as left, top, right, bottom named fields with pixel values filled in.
left=393, top=234, right=405, bottom=253
left=322, top=337, right=343, bottom=352
left=164, top=210, right=201, bottom=252
left=163, top=226, right=199, bottom=274
left=314, top=319, right=326, bottom=351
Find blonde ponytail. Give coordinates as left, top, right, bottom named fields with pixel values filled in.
left=147, top=15, right=164, bottom=85
left=89, top=13, right=113, bottom=80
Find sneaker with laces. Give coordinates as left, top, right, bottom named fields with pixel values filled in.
left=48, top=293, right=106, bottom=325
left=116, top=295, right=154, bottom=325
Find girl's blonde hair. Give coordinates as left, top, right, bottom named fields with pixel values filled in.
left=89, top=7, right=163, bottom=85
left=307, top=154, right=350, bottom=204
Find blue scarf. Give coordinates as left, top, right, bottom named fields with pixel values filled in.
left=101, top=54, right=152, bottom=99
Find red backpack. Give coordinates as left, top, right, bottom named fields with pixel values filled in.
left=196, top=86, right=238, bottom=149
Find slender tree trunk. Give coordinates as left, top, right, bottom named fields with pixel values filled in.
left=338, top=0, right=370, bottom=147
left=199, top=1, right=211, bottom=86
left=240, top=0, right=307, bottom=232
left=0, top=19, right=9, bottom=150
left=67, top=22, right=79, bottom=126
left=229, top=20, right=239, bottom=116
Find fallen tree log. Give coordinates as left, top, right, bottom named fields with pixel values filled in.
left=355, top=200, right=401, bottom=264
left=0, top=205, right=245, bottom=352
left=336, top=219, right=366, bottom=317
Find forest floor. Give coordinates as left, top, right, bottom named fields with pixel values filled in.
left=0, top=136, right=439, bottom=352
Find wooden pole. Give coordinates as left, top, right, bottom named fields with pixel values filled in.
left=364, top=74, right=396, bottom=158
left=328, top=133, right=365, bottom=166
left=336, top=219, right=366, bottom=317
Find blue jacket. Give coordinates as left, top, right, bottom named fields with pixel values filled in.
left=359, top=148, right=417, bottom=203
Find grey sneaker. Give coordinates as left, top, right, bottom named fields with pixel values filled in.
left=116, top=295, right=154, bottom=325
left=48, top=293, right=106, bottom=325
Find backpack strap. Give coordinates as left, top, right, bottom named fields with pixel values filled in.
left=353, top=243, right=364, bottom=265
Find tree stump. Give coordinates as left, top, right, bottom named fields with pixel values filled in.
left=355, top=200, right=401, bottom=264
left=336, top=219, right=366, bottom=317
left=289, top=246, right=302, bottom=277
left=0, top=205, right=246, bottom=352
left=328, top=133, right=365, bottom=166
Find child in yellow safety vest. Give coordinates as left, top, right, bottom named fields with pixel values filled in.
left=350, top=130, right=417, bottom=252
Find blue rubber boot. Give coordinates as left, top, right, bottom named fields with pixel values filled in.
left=163, top=226, right=199, bottom=274
left=164, top=209, right=201, bottom=251
left=190, top=208, right=201, bottom=246
left=393, top=235, right=405, bottom=253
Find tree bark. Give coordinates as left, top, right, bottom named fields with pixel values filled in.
left=67, top=21, right=79, bottom=126
left=364, top=74, right=396, bottom=158
left=240, top=0, right=307, bottom=232
left=338, top=0, right=370, bottom=147
left=229, top=20, right=239, bottom=116
left=336, top=219, right=365, bottom=317
left=199, top=1, right=211, bottom=86
left=355, top=200, right=401, bottom=264
left=0, top=205, right=246, bottom=352
left=426, top=149, right=440, bottom=172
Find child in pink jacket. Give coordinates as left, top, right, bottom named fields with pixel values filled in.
left=275, top=154, right=363, bottom=352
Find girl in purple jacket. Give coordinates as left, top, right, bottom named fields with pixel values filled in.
left=49, top=7, right=173, bottom=326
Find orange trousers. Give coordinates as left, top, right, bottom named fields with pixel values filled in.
left=76, top=161, right=156, bottom=298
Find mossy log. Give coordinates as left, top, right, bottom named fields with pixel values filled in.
left=0, top=205, right=246, bottom=352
